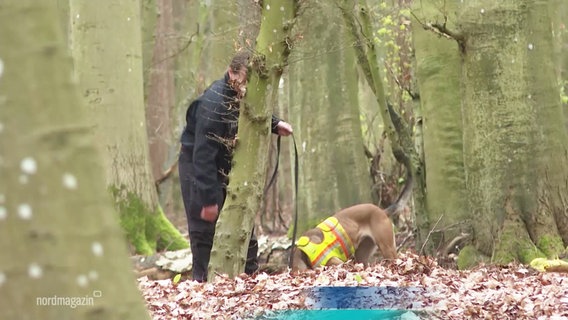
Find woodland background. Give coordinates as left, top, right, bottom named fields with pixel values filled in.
left=1, top=0, right=568, bottom=319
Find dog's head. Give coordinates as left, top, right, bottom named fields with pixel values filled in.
left=290, top=246, right=312, bottom=273
left=290, top=229, right=327, bottom=272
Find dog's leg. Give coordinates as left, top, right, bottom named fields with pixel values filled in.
left=373, top=214, right=397, bottom=259
left=354, top=237, right=377, bottom=265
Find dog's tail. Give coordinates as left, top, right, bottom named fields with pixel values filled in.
left=385, top=149, right=414, bottom=216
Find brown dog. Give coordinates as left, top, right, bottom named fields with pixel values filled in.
left=291, top=170, right=413, bottom=272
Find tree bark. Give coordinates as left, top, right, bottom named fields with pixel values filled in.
left=411, top=0, right=468, bottom=256
left=458, top=0, right=568, bottom=267
left=338, top=0, right=416, bottom=216
left=209, top=0, right=300, bottom=279
left=145, top=0, right=175, bottom=182
left=69, top=0, right=187, bottom=255
left=144, top=0, right=179, bottom=217
left=0, top=1, right=150, bottom=318
left=326, top=9, right=373, bottom=212
left=288, top=1, right=373, bottom=235
left=288, top=14, right=325, bottom=232
left=237, top=0, right=261, bottom=48
left=552, top=0, right=568, bottom=129
left=202, top=0, right=239, bottom=78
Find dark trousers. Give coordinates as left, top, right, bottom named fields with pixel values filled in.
left=179, top=147, right=259, bottom=282
left=188, top=230, right=259, bottom=282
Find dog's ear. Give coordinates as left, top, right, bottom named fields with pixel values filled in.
left=290, top=247, right=312, bottom=272
left=299, top=249, right=312, bottom=269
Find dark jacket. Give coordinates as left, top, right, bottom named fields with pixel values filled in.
left=180, top=73, right=281, bottom=207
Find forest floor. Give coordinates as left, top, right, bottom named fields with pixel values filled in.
left=139, top=251, right=568, bottom=320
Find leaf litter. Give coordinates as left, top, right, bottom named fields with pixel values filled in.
left=139, top=252, right=568, bottom=319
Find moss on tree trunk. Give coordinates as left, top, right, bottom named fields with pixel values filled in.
left=111, top=186, right=187, bottom=255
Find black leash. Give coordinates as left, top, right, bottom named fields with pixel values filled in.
left=264, top=136, right=281, bottom=195
left=288, top=134, right=299, bottom=269
left=263, top=134, right=299, bottom=269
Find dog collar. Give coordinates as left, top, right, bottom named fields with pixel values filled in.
left=296, top=217, right=355, bottom=267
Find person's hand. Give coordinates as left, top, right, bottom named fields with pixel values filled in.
left=276, top=121, right=293, bottom=136
left=200, top=204, right=219, bottom=222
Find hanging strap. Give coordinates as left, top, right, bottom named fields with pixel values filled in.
left=262, top=134, right=299, bottom=269
left=288, top=134, right=299, bottom=269
left=263, top=135, right=282, bottom=195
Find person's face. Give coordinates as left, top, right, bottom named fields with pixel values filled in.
left=229, top=67, right=248, bottom=98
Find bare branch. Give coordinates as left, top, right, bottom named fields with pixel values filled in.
left=419, top=214, right=444, bottom=255
left=410, top=10, right=465, bottom=50
left=148, top=26, right=200, bottom=70
left=154, top=158, right=179, bottom=190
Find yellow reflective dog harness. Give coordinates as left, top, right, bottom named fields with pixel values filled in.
left=296, top=217, right=355, bottom=268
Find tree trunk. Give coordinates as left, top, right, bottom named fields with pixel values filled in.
left=173, top=0, right=236, bottom=126
left=0, top=1, right=150, bottom=318
left=553, top=0, right=568, bottom=129
left=326, top=12, right=373, bottom=211
left=339, top=0, right=417, bottom=216
left=69, top=0, right=187, bottom=255
left=145, top=0, right=175, bottom=181
left=525, top=0, right=568, bottom=248
left=368, top=0, right=419, bottom=228
left=237, top=0, right=261, bottom=48
left=458, top=0, right=568, bottom=268
left=411, top=0, right=468, bottom=257
left=141, top=0, right=157, bottom=92
left=289, top=1, right=372, bottom=235
left=209, top=0, right=300, bottom=279
left=233, top=0, right=286, bottom=235
left=288, top=16, right=325, bottom=232
left=144, top=0, right=179, bottom=218
left=173, top=0, right=208, bottom=104
left=202, top=0, right=239, bottom=78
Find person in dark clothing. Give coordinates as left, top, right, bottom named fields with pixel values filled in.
left=179, top=51, right=293, bottom=282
